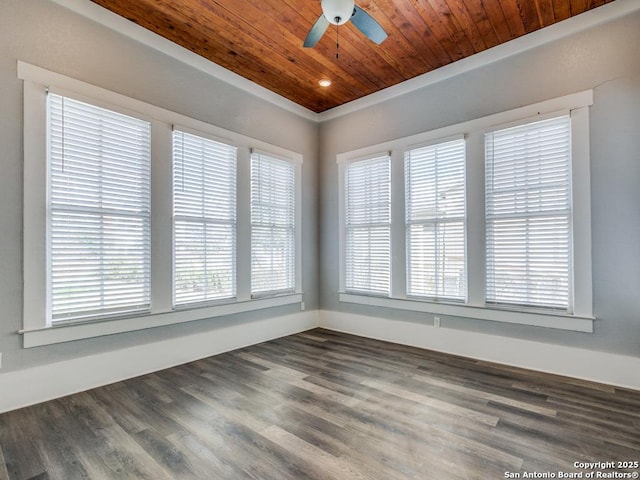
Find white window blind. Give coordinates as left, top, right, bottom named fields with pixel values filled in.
left=173, top=130, right=237, bottom=306
left=485, top=115, right=571, bottom=310
left=405, top=139, right=466, bottom=300
left=250, top=152, right=296, bottom=295
left=345, top=155, right=391, bottom=295
left=47, top=93, right=151, bottom=322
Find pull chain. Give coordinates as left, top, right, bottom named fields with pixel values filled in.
left=61, top=95, right=66, bottom=173
left=336, top=23, right=340, bottom=59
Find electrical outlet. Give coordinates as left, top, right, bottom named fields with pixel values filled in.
left=301, top=302, right=305, bottom=311
left=434, top=316, right=441, bottom=328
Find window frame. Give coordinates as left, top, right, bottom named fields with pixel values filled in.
left=484, top=114, right=573, bottom=311
left=341, top=153, right=392, bottom=296
left=46, top=91, right=153, bottom=324
left=250, top=149, right=301, bottom=298
left=20, top=61, right=303, bottom=348
left=172, top=127, right=238, bottom=307
left=404, top=136, right=467, bottom=302
left=338, top=91, right=593, bottom=333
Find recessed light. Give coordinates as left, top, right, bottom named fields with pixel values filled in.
left=319, top=79, right=332, bottom=87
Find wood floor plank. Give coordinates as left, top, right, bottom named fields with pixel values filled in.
left=408, top=372, right=558, bottom=417
left=0, top=445, right=8, bottom=480
left=65, top=394, right=173, bottom=480
left=0, top=409, right=48, bottom=480
left=1, top=328, right=639, bottom=479
left=163, top=433, right=242, bottom=479
left=296, top=332, right=329, bottom=343
left=361, top=379, right=500, bottom=426
left=260, top=425, right=368, bottom=480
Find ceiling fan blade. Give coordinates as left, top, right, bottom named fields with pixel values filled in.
left=304, top=15, right=330, bottom=48
left=351, top=5, right=387, bottom=44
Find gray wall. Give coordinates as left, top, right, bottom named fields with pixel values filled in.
left=319, top=10, right=640, bottom=357
left=0, top=0, right=318, bottom=373
left=2, top=0, right=639, bottom=377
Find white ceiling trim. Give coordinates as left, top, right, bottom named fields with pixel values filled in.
left=317, top=0, right=640, bottom=122
left=52, top=0, right=640, bottom=124
left=50, top=0, right=319, bottom=121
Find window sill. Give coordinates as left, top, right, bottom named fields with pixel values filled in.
left=339, top=293, right=594, bottom=333
left=20, top=293, right=303, bottom=348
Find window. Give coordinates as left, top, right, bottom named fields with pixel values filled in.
left=405, top=138, right=466, bottom=301
left=47, top=93, right=151, bottom=323
left=485, top=116, right=571, bottom=310
left=344, top=155, right=391, bottom=295
left=21, top=63, right=303, bottom=347
left=172, top=130, right=237, bottom=306
left=250, top=151, right=296, bottom=295
left=337, top=91, right=593, bottom=332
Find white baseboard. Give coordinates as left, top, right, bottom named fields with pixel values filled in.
left=319, top=310, right=640, bottom=391
left=3, top=309, right=636, bottom=414
left=0, top=310, right=319, bottom=414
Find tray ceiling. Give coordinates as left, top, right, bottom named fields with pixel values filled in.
left=90, top=0, right=614, bottom=113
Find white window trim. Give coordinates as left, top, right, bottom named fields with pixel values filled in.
left=404, top=136, right=467, bottom=301
left=337, top=90, right=594, bottom=333
left=171, top=127, right=238, bottom=306
left=484, top=114, right=572, bottom=311
left=250, top=148, right=303, bottom=297
left=20, top=61, right=303, bottom=347
left=338, top=151, right=392, bottom=295
left=338, top=293, right=593, bottom=332
left=257, top=148, right=303, bottom=298
left=46, top=92, right=154, bottom=322
left=20, top=294, right=303, bottom=348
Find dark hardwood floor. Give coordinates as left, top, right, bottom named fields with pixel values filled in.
left=1, top=329, right=638, bottom=480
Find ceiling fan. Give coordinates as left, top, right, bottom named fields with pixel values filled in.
left=303, top=0, right=388, bottom=48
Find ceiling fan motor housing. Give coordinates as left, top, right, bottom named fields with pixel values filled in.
left=321, top=0, right=355, bottom=25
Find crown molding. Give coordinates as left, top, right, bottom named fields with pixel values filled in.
left=317, top=0, right=640, bottom=122
left=51, top=0, right=640, bottom=124
left=49, top=0, right=319, bottom=121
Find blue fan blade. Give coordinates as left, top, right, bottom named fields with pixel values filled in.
left=351, top=5, right=387, bottom=44
left=304, top=15, right=330, bottom=47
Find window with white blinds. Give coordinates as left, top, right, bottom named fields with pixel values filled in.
left=345, top=155, right=391, bottom=295
left=405, top=139, right=466, bottom=300
left=250, top=152, right=296, bottom=295
left=485, top=115, right=571, bottom=310
left=47, top=93, right=151, bottom=322
left=24, top=67, right=306, bottom=345
left=173, top=130, right=237, bottom=306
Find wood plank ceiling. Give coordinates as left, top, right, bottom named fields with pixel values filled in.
left=90, top=0, right=614, bottom=113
